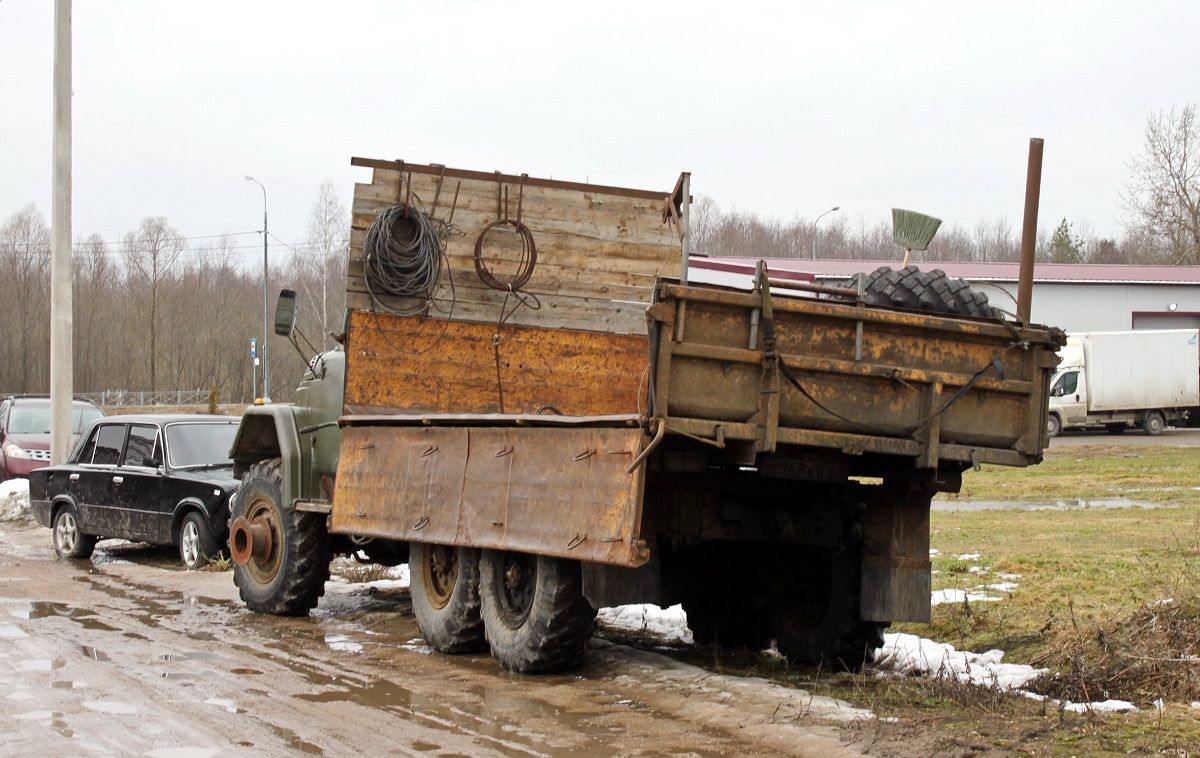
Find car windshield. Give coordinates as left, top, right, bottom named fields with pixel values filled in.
left=164, top=422, right=239, bottom=468
left=9, top=405, right=103, bottom=435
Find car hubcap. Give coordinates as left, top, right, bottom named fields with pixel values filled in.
left=55, top=513, right=77, bottom=554
left=181, top=521, right=199, bottom=566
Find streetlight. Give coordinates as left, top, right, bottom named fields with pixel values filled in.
left=811, top=206, right=841, bottom=259
left=245, top=175, right=270, bottom=401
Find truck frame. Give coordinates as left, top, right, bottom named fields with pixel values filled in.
left=228, top=158, right=1064, bottom=673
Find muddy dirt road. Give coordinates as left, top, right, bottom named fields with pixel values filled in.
left=0, top=520, right=869, bottom=757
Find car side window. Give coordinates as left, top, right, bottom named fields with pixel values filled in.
left=90, top=425, right=127, bottom=466
left=122, top=425, right=160, bottom=467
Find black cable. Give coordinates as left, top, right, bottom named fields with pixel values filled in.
left=363, top=203, right=445, bottom=316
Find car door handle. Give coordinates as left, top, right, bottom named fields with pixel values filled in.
left=69, top=473, right=80, bottom=481
left=112, top=476, right=124, bottom=484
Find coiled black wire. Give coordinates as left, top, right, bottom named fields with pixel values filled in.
left=363, top=204, right=445, bottom=315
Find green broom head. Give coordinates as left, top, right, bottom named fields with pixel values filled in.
left=891, top=208, right=942, bottom=251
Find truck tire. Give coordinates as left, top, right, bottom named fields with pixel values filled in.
left=684, top=596, right=769, bottom=651
left=848, top=266, right=998, bottom=319
left=1144, top=411, right=1166, bottom=436
left=410, top=542, right=487, bottom=653
left=1046, top=414, right=1062, bottom=438
left=179, top=511, right=220, bottom=570
left=232, top=458, right=332, bottom=616
left=53, top=505, right=97, bottom=560
left=767, top=545, right=886, bottom=671
left=479, top=550, right=596, bottom=674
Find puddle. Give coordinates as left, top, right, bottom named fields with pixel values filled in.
left=933, top=497, right=1162, bottom=512
left=20, top=658, right=66, bottom=671
left=83, top=700, right=138, bottom=714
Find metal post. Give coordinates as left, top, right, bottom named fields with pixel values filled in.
left=679, top=173, right=691, bottom=285
left=245, top=176, right=270, bottom=400
left=811, top=206, right=840, bottom=259
left=50, top=0, right=73, bottom=465
left=1016, top=139, right=1044, bottom=325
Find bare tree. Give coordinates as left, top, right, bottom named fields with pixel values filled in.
left=0, top=205, right=52, bottom=392
left=123, top=217, right=185, bottom=391
left=1123, top=103, right=1200, bottom=264
left=300, top=180, right=349, bottom=348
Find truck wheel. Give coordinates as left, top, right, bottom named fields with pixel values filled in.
left=479, top=550, right=596, bottom=674
left=684, top=597, right=769, bottom=651
left=410, top=542, right=487, bottom=654
left=230, top=458, right=332, bottom=616
left=179, top=511, right=220, bottom=570
left=1104, top=423, right=1127, bottom=435
left=769, top=546, right=886, bottom=671
left=53, top=505, right=97, bottom=560
left=848, top=266, right=998, bottom=319
left=1144, top=411, right=1166, bottom=436
left=1046, top=414, right=1062, bottom=438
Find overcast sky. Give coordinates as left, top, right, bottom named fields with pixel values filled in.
left=2, top=1, right=1196, bottom=262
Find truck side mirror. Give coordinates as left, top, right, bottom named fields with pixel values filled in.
left=274, top=289, right=298, bottom=337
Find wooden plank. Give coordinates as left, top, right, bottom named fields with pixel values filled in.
left=353, top=157, right=673, bottom=202
left=345, top=310, right=650, bottom=415
left=345, top=158, right=683, bottom=338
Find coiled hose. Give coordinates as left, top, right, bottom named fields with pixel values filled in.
left=363, top=204, right=444, bottom=315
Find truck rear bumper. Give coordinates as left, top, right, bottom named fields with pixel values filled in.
left=332, top=416, right=650, bottom=567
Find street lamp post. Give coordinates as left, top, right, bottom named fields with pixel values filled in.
left=245, top=176, right=270, bottom=401
left=811, top=206, right=841, bottom=259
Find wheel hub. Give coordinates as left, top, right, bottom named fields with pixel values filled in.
left=230, top=515, right=274, bottom=566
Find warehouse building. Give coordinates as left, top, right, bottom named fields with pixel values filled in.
left=690, top=258, right=1200, bottom=334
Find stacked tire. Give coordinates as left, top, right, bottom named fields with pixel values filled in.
left=847, top=265, right=999, bottom=319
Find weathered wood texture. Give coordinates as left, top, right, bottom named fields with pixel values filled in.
left=345, top=310, right=649, bottom=416
left=347, top=159, right=684, bottom=335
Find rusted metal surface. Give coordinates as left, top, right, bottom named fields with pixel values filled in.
left=650, top=280, right=1064, bottom=468
left=331, top=424, right=650, bottom=567
left=1017, top=138, right=1044, bottom=325
left=344, top=310, right=649, bottom=416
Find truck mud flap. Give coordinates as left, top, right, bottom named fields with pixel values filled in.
left=331, top=425, right=650, bottom=567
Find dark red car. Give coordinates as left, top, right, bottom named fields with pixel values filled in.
left=0, top=396, right=105, bottom=480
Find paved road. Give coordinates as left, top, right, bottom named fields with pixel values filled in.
left=0, top=521, right=867, bottom=757
left=1049, top=426, right=1200, bottom=447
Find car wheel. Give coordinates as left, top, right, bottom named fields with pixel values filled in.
left=1144, top=411, right=1165, bottom=436
left=179, top=511, right=220, bottom=570
left=53, top=505, right=97, bottom=560
left=1046, top=414, right=1062, bottom=438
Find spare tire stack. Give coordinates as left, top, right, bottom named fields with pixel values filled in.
left=846, top=265, right=999, bottom=319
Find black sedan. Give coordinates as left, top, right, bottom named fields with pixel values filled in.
left=29, top=414, right=240, bottom=569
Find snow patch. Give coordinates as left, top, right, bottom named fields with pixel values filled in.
left=930, top=589, right=1001, bottom=606
left=0, top=479, right=31, bottom=522
left=879, top=633, right=1046, bottom=691
left=596, top=604, right=693, bottom=644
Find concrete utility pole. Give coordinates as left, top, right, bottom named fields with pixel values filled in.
left=245, top=176, right=270, bottom=400
left=50, top=0, right=73, bottom=464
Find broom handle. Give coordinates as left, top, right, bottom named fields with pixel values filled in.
left=902, top=248, right=912, bottom=268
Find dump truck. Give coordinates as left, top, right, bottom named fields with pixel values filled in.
left=1046, top=329, right=1200, bottom=436
left=227, top=158, right=1064, bottom=674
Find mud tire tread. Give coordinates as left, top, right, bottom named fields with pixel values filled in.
left=410, top=543, right=488, bottom=654
left=480, top=551, right=597, bottom=674
left=232, top=458, right=332, bottom=616
left=850, top=266, right=999, bottom=319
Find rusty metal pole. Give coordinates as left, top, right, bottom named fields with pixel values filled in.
left=1016, top=138, right=1043, bottom=325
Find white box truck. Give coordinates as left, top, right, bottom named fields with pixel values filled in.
left=1047, top=329, right=1200, bottom=436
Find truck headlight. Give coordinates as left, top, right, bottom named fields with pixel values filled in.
left=2, top=442, right=31, bottom=460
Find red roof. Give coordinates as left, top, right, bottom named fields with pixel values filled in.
left=694, top=257, right=1200, bottom=285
